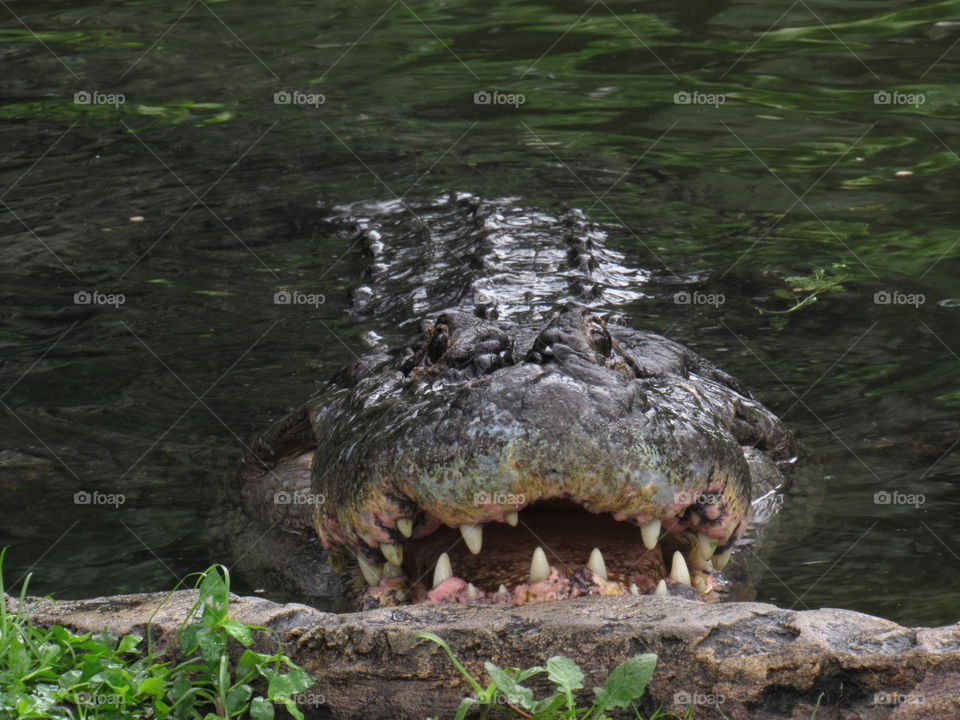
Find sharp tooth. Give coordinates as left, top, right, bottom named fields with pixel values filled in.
left=432, top=553, right=453, bottom=588
left=396, top=518, right=413, bottom=538
left=689, top=511, right=702, bottom=526
left=698, top=534, right=718, bottom=560
left=640, top=519, right=661, bottom=550
left=381, top=542, right=403, bottom=567
left=688, top=547, right=712, bottom=572
left=693, top=576, right=709, bottom=594
left=529, top=547, right=550, bottom=583
left=357, top=555, right=381, bottom=586
left=712, top=549, right=732, bottom=571
left=466, top=583, right=480, bottom=600
left=669, top=550, right=691, bottom=585
left=382, top=562, right=404, bottom=579
left=497, top=584, right=509, bottom=596
left=460, top=524, right=483, bottom=554
left=654, top=579, right=669, bottom=597
left=629, top=583, right=639, bottom=595
left=505, top=511, right=519, bottom=526
left=587, top=548, right=607, bottom=581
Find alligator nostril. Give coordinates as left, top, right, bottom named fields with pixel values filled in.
left=590, top=324, right=612, bottom=357
left=427, top=326, right=449, bottom=363
left=475, top=354, right=494, bottom=373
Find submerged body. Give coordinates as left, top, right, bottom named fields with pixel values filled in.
left=236, top=193, right=794, bottom=607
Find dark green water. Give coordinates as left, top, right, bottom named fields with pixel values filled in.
left=1, top=0, right=958, bottom=627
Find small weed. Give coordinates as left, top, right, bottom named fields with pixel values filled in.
left=760, top=263, right=853, bottom=317
left=417, top=631, right=660, bottom=719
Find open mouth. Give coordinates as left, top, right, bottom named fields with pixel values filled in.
left=352, top=498, right=736, bottom=607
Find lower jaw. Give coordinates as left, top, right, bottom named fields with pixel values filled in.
left=360, top=563, right=720, bottom=608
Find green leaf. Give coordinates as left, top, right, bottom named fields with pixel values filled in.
left=221, top=618, right=253, bottom=647
left=453, top=697, right=478, bottom=720
left=592, top=654, right=657, bottom=712
left=250, top=696, right=275, bottom=720
left=532, top=693, right=567, bottom=715
left=267, top=668, right=314, bottom=699
left=138, top=675, right=166, bottom=697
left=546, top=656, right=584, bottom=693
left=483, top=662, right=535, bottom=710
left=117, top=634, right=142, bottom=654
left=58, top=669, right=83, bottom=689
left=197, top=627, right=227, bottom=664
left=225, top=683, right=253, bottom=714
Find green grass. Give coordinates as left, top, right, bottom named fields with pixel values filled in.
left=0, top=548, right=314, bottom=719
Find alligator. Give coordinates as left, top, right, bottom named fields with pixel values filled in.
left=233, top=192, right=795, bottom=609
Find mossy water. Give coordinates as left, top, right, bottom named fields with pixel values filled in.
left=1, top=0, right=958, bottom=627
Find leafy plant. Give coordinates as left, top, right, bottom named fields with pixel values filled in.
left=760, top=263, right=853, bottom=315
left=0, top=549, right=314, bottom=719
left=416, top=631, right=658, bottom=719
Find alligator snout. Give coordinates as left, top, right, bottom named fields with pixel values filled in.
left=241, top=306, right=793, bottom=608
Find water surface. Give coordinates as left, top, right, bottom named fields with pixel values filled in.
left=1, top=0, right=959, bottom=627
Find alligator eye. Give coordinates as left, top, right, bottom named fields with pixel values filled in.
left=588, top=319, right=612, bottom=357
left=427, top=325, right=449, bottom=363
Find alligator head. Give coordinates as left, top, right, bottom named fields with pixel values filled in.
left=241, top=306, right=793, bottom=608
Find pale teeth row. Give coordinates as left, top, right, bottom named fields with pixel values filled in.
left=433, top=552, right=453, bottom=587
left=460, top=524, right=483, bottom=554
left=712, top=549, right=732, bottom=570
left=381, top=542, right=403, bottom=567
left=670, top=550, right=691, bottom=585
left=587, top=547, right=607, bottom=581
left=369, top=515, right=732, bottom=594
left=418, top=543, right=722, bottom=596
left=393, top=511, right=519, bottom=544
left=641, top=519, right=661, bottom=550
left=358, top=554, right=381, bottom=586
left=395, top=513, right=697, bottom=563
left=529, top=546, right=550, bottom=583
left=698, top=534, right=718, bottom=560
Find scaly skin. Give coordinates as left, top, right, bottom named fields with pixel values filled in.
left=240, top=306, right=794, bottom=607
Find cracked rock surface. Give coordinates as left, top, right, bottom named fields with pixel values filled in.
left=13, top=592, right=960, bottom=719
